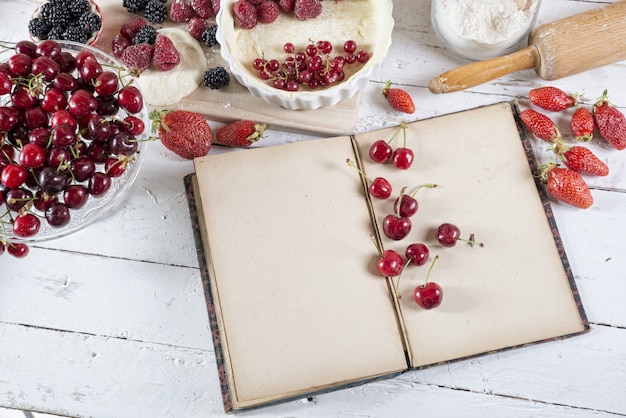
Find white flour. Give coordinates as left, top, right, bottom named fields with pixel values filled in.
left=436, top=0, right=537, bottom=43
left=432, top=0, right=540, bottom=59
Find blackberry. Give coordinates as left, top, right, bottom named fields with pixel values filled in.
left=47, top=25, right=66, bottom=41
left=28, top=17, right=51, bottom=39
left=202, top=25, right=219, bottom=48
left=133, top=25, right=157, bottom=45
left=68, top=0, right=91, bottom=18
left=79, top=12, right=102, bottom=33
left=123, top=0, right=149, bottom=14
left=63, top=24, right=90, bottom=44
left=144, top=0, right=167, bottom=23
left=46, top=4, right=71, bottom=27
left=203, top=67, right=230, bottom=90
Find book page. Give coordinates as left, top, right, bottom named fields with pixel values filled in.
left=356, top=103, right=587, bottom=367
left=193, top=137, right=408, bottom=409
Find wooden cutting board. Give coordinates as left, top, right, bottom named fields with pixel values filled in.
left=94, top=0, right=361, bottom=135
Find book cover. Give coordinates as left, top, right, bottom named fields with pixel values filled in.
left=185, top=102, right=588, bottom=413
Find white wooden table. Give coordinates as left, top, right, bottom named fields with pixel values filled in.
left=2, top=0, right=626, bottom=417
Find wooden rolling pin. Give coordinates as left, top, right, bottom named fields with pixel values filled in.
left=429, top=1, right=626, bottom=94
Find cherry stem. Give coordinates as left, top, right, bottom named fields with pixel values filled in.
left=346, top=158, right=372, bottom=184
left=458, top=233, right=484, bottom=248
left=410, top=183, right=437, bottom=198
left=386, top=120, right=407, bottom=145
left=394, top=257, right=412, bottom=299
left=396, top=186, right=407, bottom=218
left=423, top=255, right=439, bottom=285
left=370, top=235, right=383, bottom=257
left=401, top=121, right=407, bottom=148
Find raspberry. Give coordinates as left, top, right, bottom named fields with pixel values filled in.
left=188, top=17, right=208, bottom=41
left=120, top=17, right=147, bottom=39
left=133, top=25, right=157, bottom=45
left=233, top=0, right=257, bottom=29
left=203, top=67, right=230, bottom=90
left=257, top=1, right=280, bottom=23
left=294, top=0, right=322, bottom=20
left=111, top=34, right=132, bottom=59
left=211, top=0, right=220, bottom=15
left=145, top=0, right=168, bottom=23
left=153, top=34, right=180, bottom=71
left=201, top=24, right=218, bottom=47
left=248, top=0, right=265, bottom=5
left=169, top=0, right=196, bottom=22
left=121, top=43, right=154, bottom=73
left=191, top=0, right=214, bottom=19
left=278, top=0, right=295, bottom=12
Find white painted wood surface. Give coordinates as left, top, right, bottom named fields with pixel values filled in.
left=1, top=0, right=626, bottom=417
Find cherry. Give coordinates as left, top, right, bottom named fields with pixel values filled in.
left=93, top=71, right=119, bottom=97
left=382, top=214, right=411, bottom=240
left=38, top=166, right=69, bottom=194
left=31, top=56, right=60, bottom=82
left=55, top=51, right=77, bottom=73
left=8, top=53, right=32, bottom=77
left=45, top=147, right=71, bottom=168
left=70, top=156, right=96, bottom=182
left=63, top=184, right=89, bottom=209
left=346, top=159, right=392, bottom=199
left=376, top=249, right=404, bottom=277
left=393, top=183, right=437, bottom=218
left=45, top=202, right=71, bottom=227
left=0, top=106, right=20, bottom=131
left=391, top=121, right=413, bottom=170
left=18, top=143, right=46, bottom=169
left=5, top=188, right=33, bottom=211
left=68, top=89, right=98, bottom=117
left=0, top=72, right=12, bottom=95
left=51, top=123, right=76, bottom=147
left=15, top=40, right=38, bottom=58
left=107, top=131, right=138, bottom=156
left=36, top=40, right=62, bottom=59
left=343, top=40, right=357, bottom=54
left=1, top=163, right=28, bottom=188
left=33, top=190, right=58, bottom=212
left=41, top=88, right=68, bottom=113
left=50, top=109, right=78, bottom=130
left=86, top=114, right=112, bottom=141
left=75, top=49, right=96, bottom=68
left=405, top=243, right=429, bottom=266
left=7, top=242, right=30, bottom=258
left=436, top=223, right=484, bottom=247
left=79, top=58, right=103, bottom=83
left=118, top=86, right=144, bottom=114
left=413, top=255, right=443, bottom=309
left=369, top=140, right=393, bottom=163
left=11, top=86, right=38, bottom=110
left=96, top=95, right=120, bottom=116
left=53, top=73, right=79, bottom=92
left=89, top=172, right=111, bottom=196
left=13, top=213, right=41, bottom=238
left=123, top=115, right=145, bottom=135
left=105, top=157, right=128, bottom=177
left=24, top=106, right=49, bottom=129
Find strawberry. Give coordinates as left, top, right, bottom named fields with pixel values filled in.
left=529, top=86, right=577, bottom=112
left=553, top=143, right=609, bottom=176
left=571, top=106, right=594, bottom=142
left=382, top=81, right=415, bottom=114
left=191, top=0, right=214, bottom=18
left=121, top=43, right=154, bottom=73
left=150, top=110, right=213, bottom=159
left=541, top=163, right=593, bottom=209
left=153, top=34, right=180, bottom=71
left=593, top=90, right=626, bottom=150
left=257, top=1, right=280, bottom=23
left=169, top=0, right=196, bottom=22
left=294, top=0, right=323, bottom=20
left=233, top=0, right=258, bottom=29
left=188, top=16, right=208, bottom=40
left=520, top=108, right=561, bottom=143
left=215, top=120, right=268, bottom=148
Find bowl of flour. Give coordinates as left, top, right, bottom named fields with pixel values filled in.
left=431, top=0, right=541, bottom=61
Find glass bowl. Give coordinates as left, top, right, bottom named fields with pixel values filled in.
left=216, top=0, right=394, bottom=111
left=0, top=40, right=149, bottom=244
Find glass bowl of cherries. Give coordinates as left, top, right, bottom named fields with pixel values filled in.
left=0, top=39, right=149, bottom=252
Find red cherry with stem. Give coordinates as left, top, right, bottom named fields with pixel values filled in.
left=371, top=236, right=404, bottom=277
left=413, top=255, right=443, bottom=309
left=93, top=71, right=119, bottom=97
left=50, top=109, right=77, bottom=130
left=31, top=56, right=60, bottom=81
left=382, top=214, right=412, bottom=240
left=369, top=122, right=406, bottom=163
left=123, top=115, right=145, bottom=135
left=393, top=183, right=437, bottom=218
left=346, top=159, right=392, bottom=199
left=41, top=88, right=68, bottom=113
left=405, top=243, right=429, bottom=266
left=45, top=202, right=71, bottom=227
left=7, top=242, right=30, bottom=258
left=15, top=40, right=38, bottom=58
left=8, top=53, right=32, bottom=77
left=436, top=222, right=484, bottom=247
left=391, top=122, right=413, bottom=170
left=36, top=40, right=62, bottom=59
left=13, top=213, right=41, bottom=238
left=63, top=184, right=89, bottom=209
